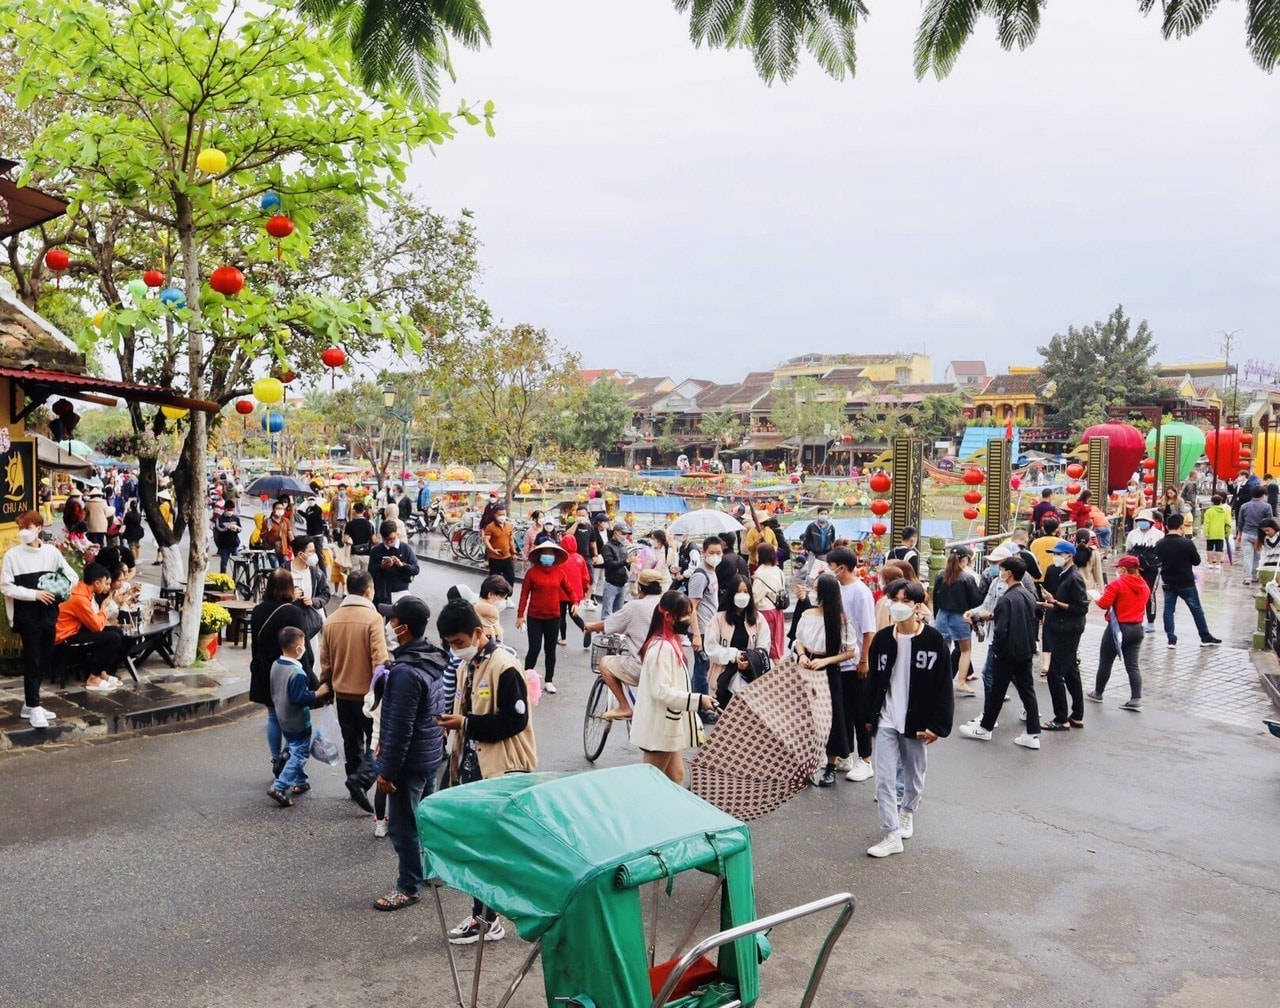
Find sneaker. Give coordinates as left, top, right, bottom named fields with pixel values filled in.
left=1086, top=691, right=1103, bottom=703
left=1200, top=636, right=1222, bottom=646
left=1119, top=698, right=1142, bottom=711
left=1013, top=733, right=1041, bottom=750
left=105, top=675, right=121, bottom=686
left=845, top=759, right=874, bottom=782
left=866, top=833, right=904, bottom=858
left=814, top=765, right=837, bottom=787
left=19, top=705, right=55, bottom=721
left=965, top=716, right=997, bottom=730
left=899, top=811, right=914, bottom=839
left=958, top=723, right=992, bottom=741
left=834, top=756, right=855, bottom=773
left=26, top=707, right=49, bottom=729
left=372, top=817, right=389, bottom=838
left=347, top=781, right=375, bottom=814
left=583, top=632, right=592, bottom=649
left=1167, top=640, right=1177, bottom=650
left=1143, top=623, right=1155, bottom=634
left=448, top=917, right=506, bottom=945
left=545, top=682, right=557, bottom=694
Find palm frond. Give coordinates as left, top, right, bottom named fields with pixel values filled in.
left=914, top=0, right=981, bottom=80
left=1160, top=0, right=1223, bottom=39
left=1246, top=0, right=1280, bottom=71
left=994, top=0, right=1042, bottom=51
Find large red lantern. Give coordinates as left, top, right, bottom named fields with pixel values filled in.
left=1066, top=481, right=1082, bottom=495
left=963, top=507, right=979, bottom=520
left=869, top=498, right=890, bottom=516
left=1010, top=476, right=1021, bottom=490
left=963, top=489, right=982, bottom=505
left=234, top=399, right=254, bottom=415
left=143, top=269, right=165, bottom=289
left=1065, top=462, right=1084, bottom=479
left=871, top=521, right=887, bottom=537
left=1205, top=427, right=1249, bottom=476
left=209, top=266, right=245, bottom=297
left=44, top=249, right=69, bottom=271
left=1081, top=421, right=1146, bottom=492
left=963, top=468, right=984, bottom=486
left=868, top=472, right=891, bottom=493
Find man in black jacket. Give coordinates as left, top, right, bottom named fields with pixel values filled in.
left=1155, top=513, right=1221, bottom=648
left=372, top=597, right=447, bottom=912
left=959, top=556, right=1043, bottom=750
left=370, top=520, right=420, bottom=605
left=865, top=581, right=953, bottom=858
left=1039, top=542, right=1089, bottom=730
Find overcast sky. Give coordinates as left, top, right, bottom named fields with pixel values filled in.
left=413, top=0, right=1279, bottom=385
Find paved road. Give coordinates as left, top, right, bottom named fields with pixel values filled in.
left=2, top=559, right=1278, bottom=1007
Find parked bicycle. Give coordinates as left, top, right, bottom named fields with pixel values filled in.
left=583, top=632, right=632, bottom=762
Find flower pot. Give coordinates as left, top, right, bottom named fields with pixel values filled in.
left=197, top=631, right=219, bottom=660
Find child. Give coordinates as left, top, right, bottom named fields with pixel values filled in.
left=267, top=626, right=331, bottom=807
left=1202, top=494, right=1233, bottom=570
left=365, top=665, right=390, bottom=836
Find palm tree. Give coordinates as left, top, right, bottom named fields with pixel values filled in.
left=301, top=1, right=1280, bottom=99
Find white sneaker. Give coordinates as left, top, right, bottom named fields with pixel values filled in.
left=85, top=680, right=116, bottom=692
left=545, top=682, right=557, bottom=694
left=20, top=705, right=55, bottom=721
left=372, top=817, right=389, bottom=838
left=845, top=759, right=874, bottom=782
left=27, top=707, right=49, bottom=729
left=965, top=716, right=998, bottom=730
left=899, top=811, right=914, bottom=839
left=834, top=756, right=855, bottom=773
left=958, top=723, right=992, bottom=741
left=1013, top=733, right=1041, bottom=750
left=867, top=833, right=904, bottom=858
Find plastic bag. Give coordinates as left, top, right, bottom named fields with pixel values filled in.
left=310, top=705, right=343, bottom=766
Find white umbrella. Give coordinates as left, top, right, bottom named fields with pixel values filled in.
left=667, top=508, right=743, bottom=536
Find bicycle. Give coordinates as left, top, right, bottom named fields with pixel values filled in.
left=583, top=632, right=633, bottom=762
left=231, top=550, right=275, bottom=601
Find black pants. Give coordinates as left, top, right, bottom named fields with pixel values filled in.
left=1045, top=628, right=1084, bottom=723
left=560, top=601, right=585, bottom=641
left=981, top=653, right=1040, bottom=734
left=488, top=557, right=516, bottom=585
left=825, top=669, right=869, bottom=759
left=525, top=617, right=560, bottom=682
left=64, top=627, right=126, bottom=677
left=335, top=697, right=373, bottom=779
left=1140, top=570, right=1158, bottom=624
left=1095, top=620, right=1143, bottom=701
left=17, top=623, right=55, bottom=707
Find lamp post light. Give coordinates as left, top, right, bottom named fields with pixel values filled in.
left=383, top=385, right=433, bottom=479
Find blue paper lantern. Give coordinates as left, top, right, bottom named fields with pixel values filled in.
left=260, top=191, right=282, bottom=212
left=159, top=287, right=186, bottom=309
left=260, top=412, right=285, bottom=433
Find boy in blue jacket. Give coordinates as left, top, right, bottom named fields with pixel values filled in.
left=267, top=627, right=331, bottom=808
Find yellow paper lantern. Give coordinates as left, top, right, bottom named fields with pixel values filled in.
left=92, top=310, right=107, bottom=328
left=160, top=405, right=188, bottom=420
left=196, top=148, right=228, bottom=174
left=253, top=376, right=285, bottom=404
left=518, top=482, right=532, bottom=494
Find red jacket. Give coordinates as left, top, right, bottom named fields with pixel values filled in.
left=1096, top=573, right=1150, bottom=624
left=518, top=562, right=579, bottom=621
left=560, top=535, right=592, bottom=597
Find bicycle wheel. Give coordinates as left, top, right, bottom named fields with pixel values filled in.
left=249, top=570, right=270, bottom=603
left=582, top=676, right=613, bottom=762
left=464, top=531, right=486, bottom=563
left=449, top=526, right=467, bottom=560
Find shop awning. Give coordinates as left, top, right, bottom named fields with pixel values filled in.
left=0, top=365, right=220, bottom=422
left=35, top=434, right=93, bottom=473
left=0, top=159, right=68, bottom=240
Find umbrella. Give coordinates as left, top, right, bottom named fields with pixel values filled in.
left=244, top=474, right=313, bottom=497
left=667, top=508, right=743, bottom=536
left=689, top=657, right=831, bottom=821
left=56, top=439, right=95, bottom=457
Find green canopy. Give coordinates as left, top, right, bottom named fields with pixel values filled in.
left=419, top=765, right=760, bottom=1008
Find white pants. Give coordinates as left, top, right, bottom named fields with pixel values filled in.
left=874, top=724, right=927, bottom=837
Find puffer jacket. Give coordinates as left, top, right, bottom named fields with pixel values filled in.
left=375, top=636, right=449, bottom=780
left=560, top=534, right=592, bottom=597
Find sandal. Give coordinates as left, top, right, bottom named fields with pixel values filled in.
left=601, top=709, right=633, bottom=720
left=1040, top=721, right=1070, bottom=731
left=290, top=783, right=311, bottom=795
left=373, top=889, right=421, bottom=912
left=954, top=688, right=976, bottom=697
left=1069, top=719, right=1085, bottom=729
left=965, top=674, right=977, bottom=682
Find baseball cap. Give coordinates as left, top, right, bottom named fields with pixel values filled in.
left=378, top=596, right=431, bottom=637
left=986, top=546, right=1014, bottom=564
left=1115, top=554, right=1141, bottom=569
left=612, top=519, right=632, bottom=532
left=1049, top=541, right=1076, bottom=556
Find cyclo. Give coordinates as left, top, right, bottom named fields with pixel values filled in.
left=416, top=764, right=853, bottom=1008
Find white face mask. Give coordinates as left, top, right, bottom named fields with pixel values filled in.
left=385, top=622, right=402, bottom=648
left=706, top=554, right=722, bottom=568
left=304, top=553, right=318, bottom=567
left=733, top=592, right=751, bottom=609
left=888, top=601, right=916, bottom=624
left=808, top=591, right=820, bottom=606
left=493, top=599, right=509, bottom=611
left=451, top=644, right=478, bottom=663
left=1052, top=555, right=1068, bottom=567
left=18, top=528, right=40, bottom=545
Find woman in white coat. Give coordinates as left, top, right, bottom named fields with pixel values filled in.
left=704, top=574, right=771, bottom=700
left=631, top=591, right=718, bottom=785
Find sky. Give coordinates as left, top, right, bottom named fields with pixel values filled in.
left=411, top=0, right=1279, bottom=385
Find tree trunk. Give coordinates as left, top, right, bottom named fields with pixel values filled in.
left=175, top=200, right=207, bottom=667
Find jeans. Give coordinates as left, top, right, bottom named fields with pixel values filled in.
left=1162, top=584, right=1212, bottom=642
left=1243, top=538, right=1258, bottom=579
left=874, top=725, right=926, bottom=836
left=271, top=732, right=311, bottom=792
left=266, top=707, right=283, bottom=761
left=17, top=623, right=54, bottom=708
left=218, top=546, right=234, bottom=574
left=1095, top=620, right=1143, bottom=700
left=336, top=698, right=373, bottom=779
left=692, top=648, right=710, bottom=695
left=981, top=654, right=1040, bottom=735
left=525, top=616, right=561, bottom=682
left=1095, top=526, right=1112, bottom=550
left=601, top=581, right=627, bottom=617
left=387, top=765, right=438, bottom=897
left=1045, top=629, right=1083, bottom=724
left=980, top=645, right=995, bottom=695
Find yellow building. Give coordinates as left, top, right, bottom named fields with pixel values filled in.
left=773, top=352, right=931, bottom=386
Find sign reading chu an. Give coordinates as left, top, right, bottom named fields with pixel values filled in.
left=0, top=432, right=37, bottom=525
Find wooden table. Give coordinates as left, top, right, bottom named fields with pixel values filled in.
left=221, top=600, right=256, bottom=648
left=122, top=611, right=180, bottom=679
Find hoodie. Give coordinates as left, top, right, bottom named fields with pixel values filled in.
left=518, top=556, right=580, bottom=621
left=375, top=636, right=449, bottom=780
left=561, top=534, right=592, bottom=598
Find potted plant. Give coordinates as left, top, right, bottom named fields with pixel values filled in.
left=198, top=602, right=232, bottom=660
left=205, top=572, right=235, bottom=593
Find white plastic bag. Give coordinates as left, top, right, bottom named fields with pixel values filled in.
left=310, top=705, right=343, bottom=767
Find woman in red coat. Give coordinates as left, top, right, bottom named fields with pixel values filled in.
left=559, top=534, right=592, bottom=648
left=516, top=541, right=582, bottom=694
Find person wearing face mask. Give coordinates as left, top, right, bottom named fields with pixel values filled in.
left=371, top=597, right=450, bottom=912
left=793, top=573, right=859, bottom=786
left=600, top=520, right=633, bottom=617
left=959, top=556, right=1042, bottom=750
left=482, top=505, right=516, bottom=585
left=369, top=520, right=419, bottom=606
left=864, top=580, right=953, bottom=858
left=1235, top=486, right=1273, bottom=585
left=827, top=546, right=878, bottom=782
left=287, top=536, right=331, bottom=615
left=632, top=591, right=717, bottom=784
left=685, top=537, right=723, bottom=719
left=479, top=492, right=503, bottom=531
left=1154, top=513, right=1221, bottom=648
left=703, top=575, right=772, bottom=705
left=515, top=541, right=580, bottom=694
left=800, top=509, right=836, bottom=581
left=260, top=499, right=293, bottom=568
left=1, top=511, right=80, bottom=728
left=1086, top=554, right=1150, bottom=711
left=1123, top=509, right=1164, bottom=632
left=1038, top=542, right=1089, bottom=731
left=319, top=570, right=389, bottom=816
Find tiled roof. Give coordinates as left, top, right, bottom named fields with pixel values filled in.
left=694, top=383, right=740, bottom=409
left=579, top=368, right=619, bottom=383
left=876, top=383, right=961, bottom=397
left=948, top=360, right=987, bottom=375
left=977, top=373, right=1046, bottom=397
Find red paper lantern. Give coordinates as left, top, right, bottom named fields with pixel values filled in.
left=265, top=215, right=294, bottom=239
left=1010, top=476, right=1022, bottom=490
left=1141, top=457, right=1156, bottom=470
left=868, top=472, right=891, bottom=493
left=1242, top=432, right=1255, bottom=444
left=234, top=399, right=254, bottom=415
left=1066, top=481, right=1082, bottom=495
left=279, top=370, right=296, bottom=384
left=44, top=249, right=69, bottom=271
left=871, top=521, right=887, bottom=537
left=963, top=489, right=982, bottom=505
left=869, top=498, right=890, bottom=516
left=1065, top=462, right=1084, bottom=479
left=1205, top=427, right=1249, bottom=475
left=963, top=468, right=984, bottom=486
left=209, top=265, right=245, bottom=296
left=1081, top=421, right=1146, bottom=492
left=1142, top=471, right=1156, bottom=484
left=143, top=270, right=165, bottom=288
left=963, top=507, right=979, bottom=520
left=321, top=346, right=346, bottom=369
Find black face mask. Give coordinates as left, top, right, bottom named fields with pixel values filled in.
left=674, top=619, right=691, bottom=635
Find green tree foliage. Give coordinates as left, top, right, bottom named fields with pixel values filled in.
left=853, top=405, right=914, bottom=447
left=1037, top=305, right=1159, bottom=435
left=769, top=377, right=845, bottom=462
left=698, top=410, right=746, bottom=461
left=568, top=378, right=632, bottom=456
left=915, top=393, right=966, bottom=442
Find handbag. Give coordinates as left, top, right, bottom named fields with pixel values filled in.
left=37, top=569, right=72, bottom=603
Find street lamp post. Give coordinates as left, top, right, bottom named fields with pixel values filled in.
left=383, top=385, right=432, bottom=480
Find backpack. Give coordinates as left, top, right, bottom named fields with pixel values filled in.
left=773, top=534, right=791, bottom=564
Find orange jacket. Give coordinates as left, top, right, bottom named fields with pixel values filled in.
left=55, top=581, right=107, bottom=643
